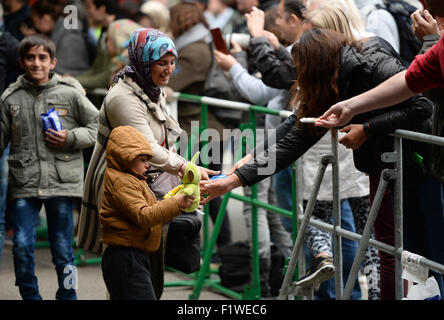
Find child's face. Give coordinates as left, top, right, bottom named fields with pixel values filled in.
left=131, top=155, right=151, bottom=178
left=19, top=45, right=57, bottom=86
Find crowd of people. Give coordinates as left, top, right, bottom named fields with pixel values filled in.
left=0, top=0, right=443, bottom=301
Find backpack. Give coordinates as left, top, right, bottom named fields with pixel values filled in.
left=376, top=0, right=422, bottom=67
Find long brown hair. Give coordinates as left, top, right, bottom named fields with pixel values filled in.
left=291, top=28, right=348, bottom=132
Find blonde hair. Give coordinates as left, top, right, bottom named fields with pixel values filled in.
left=305, top=6, right=355, bottom=42
left=305, top=0, right=366, bottom=34
left=140, top=1, right=170, bottom=33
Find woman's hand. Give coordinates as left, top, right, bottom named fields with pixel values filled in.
left=179, top=163, right=219, bottom=180
left=411, top=9, right=439, bottom=41
left=246, top=6, right=265, bottom=38
left=338, top=124, right=367, bottom=150
left=226, top=153, right=254, bottom=175
left=199, top=166, right=220, bottom=181
left=214, top=49, right=238, bottom=72
left=200, top=174, right=242, bottom=205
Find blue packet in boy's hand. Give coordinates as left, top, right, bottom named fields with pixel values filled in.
left=210, top=174, right=228, bottom=180
left=41, top=107, right=63, bottom=132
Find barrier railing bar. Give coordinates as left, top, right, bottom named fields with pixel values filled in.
left=394, top=136, right=404, bottom=300
left=331, top=129, right=343, bottom=298
left=342, top=169, right=392, bottom=299
left=392, top=129, right=444, bottom=146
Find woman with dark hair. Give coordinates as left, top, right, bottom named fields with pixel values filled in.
left=202, top=29, right=444, bottom=299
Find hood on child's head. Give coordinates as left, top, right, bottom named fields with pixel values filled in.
left=106, top=126, right=153, bottom=174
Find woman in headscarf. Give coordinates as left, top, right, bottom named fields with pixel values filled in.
left=77, top=28, right=218, bottom=299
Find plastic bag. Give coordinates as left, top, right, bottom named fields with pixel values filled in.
left=403, top=277, right=441, bottom=300
left=41, top=107, right=63, bottom=132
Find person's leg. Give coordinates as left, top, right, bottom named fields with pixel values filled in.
left=11, top=197, right=42, bottom=300
left=266, top=185, right=293, bottom=259
left=370, top=172, right=396, bottom=300
left=315, top=199, right=362, bottom=300
left=0, top=144, right=9, bottom=264
left=45, top=197, right=77, bottom=300
left=348, top=196, right=381, bottom=300
left=299, top=200, right=335, bottom=289
left=102, top=245, right=156, bottom=300
left=271, top=167, right=294, bottom=234
left=243, top=178, right=273, bottom=297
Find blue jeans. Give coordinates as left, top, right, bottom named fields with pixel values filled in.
left=314, top=199, right=362, bottom=300
left=12, top=197, right=77, bottom=300
left=0, top=144, right=9, bottom=264
left=272, top=167, right=294, bottom=233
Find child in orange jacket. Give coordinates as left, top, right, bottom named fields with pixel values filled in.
left=99, top=125, right=193, bottom=300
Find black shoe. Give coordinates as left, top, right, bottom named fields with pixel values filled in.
left=296, top=255, right=335, bottom=288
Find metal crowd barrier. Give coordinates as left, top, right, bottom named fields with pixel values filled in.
left=279, top=127, right=444, bottom=300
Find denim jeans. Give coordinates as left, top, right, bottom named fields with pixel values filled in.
left=0, top=144, right=9, bottom=264
left=272, top=167, right=294, bottom=233
left=314, top=199, right=362, bottom=300
left=12, top=197, right=77, bottom=300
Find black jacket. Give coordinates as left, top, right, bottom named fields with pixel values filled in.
left=250, top=36, right=297, bottom=90
left=0, top=31, right=21, bottom=93
left=340, top=37, right=433, bottom=177
left=235, top=37, right=433, bottom=187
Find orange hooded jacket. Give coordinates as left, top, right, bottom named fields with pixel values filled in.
left=99, top=126, right=181, bottom=253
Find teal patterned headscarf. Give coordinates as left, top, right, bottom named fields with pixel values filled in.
left=113, top=28, right=178, bottom=103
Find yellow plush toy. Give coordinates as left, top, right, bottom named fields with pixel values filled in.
left=164, top=151, right=201, bottom=213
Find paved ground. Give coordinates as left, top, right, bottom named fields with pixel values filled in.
left=0, top=241, right=233, bottom=300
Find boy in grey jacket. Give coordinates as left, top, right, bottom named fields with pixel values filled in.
left=0, top=34, right=99, bottom=300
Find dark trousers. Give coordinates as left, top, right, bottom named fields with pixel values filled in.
left=102, top=245, right=156, bottom=300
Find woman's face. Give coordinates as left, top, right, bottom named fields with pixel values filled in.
left=150, top=53, right=176, bottom=86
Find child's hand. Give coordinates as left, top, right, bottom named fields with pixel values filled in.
left=176, top=194, right=195, bottom=210
left=45, top=129, right=67, bottom=148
